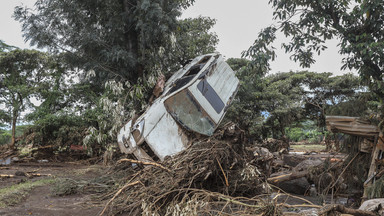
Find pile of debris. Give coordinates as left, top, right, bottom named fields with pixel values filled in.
left=98, top=125, right=383, bottom=216
left=101, top=124, right=280, bottom=215
left=103, top=55, right=383, bottom=215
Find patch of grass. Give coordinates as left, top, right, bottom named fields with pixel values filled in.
left=290, top=144, right=325, bottom=152
left=51, top=176, right=113, bottom=196
left=0, top=178, right=55, bottom=208
left=51, top=178, right=81, bottom=196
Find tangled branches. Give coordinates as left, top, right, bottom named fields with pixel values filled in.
left=99, top=130, right=274, bottom=215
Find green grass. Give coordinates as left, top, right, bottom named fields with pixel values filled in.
left=290, top=144, right=325, bottom=152
left=0, top=178, right=55, bottom=208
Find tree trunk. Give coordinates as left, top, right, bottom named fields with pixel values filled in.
left=10, top=110, right=17, bottom=150
left=122, top=0, right=142, bottom=81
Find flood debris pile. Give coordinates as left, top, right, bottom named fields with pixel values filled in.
left=260, top=138, right=289, bottom=154
left=101, top=124, right=280, bottom=215
left=101, top=56, right=384, bottom=216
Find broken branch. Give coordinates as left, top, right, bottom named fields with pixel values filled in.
left=0, top=174, right=15, bottom=178
left=216, top=158, right=229, bottom=187
left=26, top=173, right=52, bottom=178
left=267, top=171, right=308, bottom=184
left=219, top=196, right=263, bottom=208
left=117, top=158, right=172, bottom=172
left=99, top=181, right=142, bottom=216
left=279, top=203, right=322, bottom=208
left=330, top=153, right=359, bottom=189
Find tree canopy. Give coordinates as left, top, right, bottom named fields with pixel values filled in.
left=14, top=0, right=195, bottom=82
left=0, top=49, right=61, bottom=149
left=244, top=0, right=384, bottom=98
left=226, top=58, right=365, bottom=139
left=13, top=0, right=223, bottom=151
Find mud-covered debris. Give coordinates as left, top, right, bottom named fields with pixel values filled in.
left=100, top=123, right=281, bottom=215
left=260, top=138, right=289, bottom=153
left=283, top=154, right=306, bottom=167
left=359, top=198, right=384, bottom=215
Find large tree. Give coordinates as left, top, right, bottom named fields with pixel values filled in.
left=244, top=0, right=384, bottom=97
left=243, top=0, right=384, bottom=133
left=225, top=62, right=364, bottom=139
left=14, top=0, right=223, bottom=149
left=0, top=49, right=60, bottom=150
left=14, top=0, right=195, bottom=84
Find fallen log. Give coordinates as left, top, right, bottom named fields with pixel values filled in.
left=26, top=173, right=52, bottom=178
left=319, top=204, right=376, bottom=216
left=267, top=171, right=308, bottom=184
left=0, top=174, right=15, bottom=178
left=117, top=158, right=172, bottom=173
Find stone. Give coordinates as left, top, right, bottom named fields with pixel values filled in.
left=294, top=158, right=323, bottom=172
left=278, top=177, right=310, bottom=195
left=283, top=154, right=306, bottom=167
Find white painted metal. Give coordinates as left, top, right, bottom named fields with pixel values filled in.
left=188, top=55, right=239, bottom=123
left=117, top=53, right=239, bottom=161
left=145, top=111, right=187, bottom=160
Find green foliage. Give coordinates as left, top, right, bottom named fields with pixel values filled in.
left=244, top=0, right=384, bottom=132
left=0, top=40, right=16, bottom=53
left=226, top=63, right=365, bottom=140
left=0, top=129, right=11, bottom=146
left=0, top=125, right=30, bottom=146
left=246, top=0, right=384, bottom=80
left=14, top=0, right=196, bottom=85
left=285, top=121, right=325, bottom=143
left=285, top=127, right=305, bottom=142
left=21, top=113, right=97, bottom=154
left=167, top=16, right=218, bottom=71
left=0, top=49, right=60, bottom=149
left=14, top=0, right=221, bottom=151
left=225, top=58, right=265, bottom=138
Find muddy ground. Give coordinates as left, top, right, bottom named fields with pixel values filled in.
left=0, top=142, right=371, bottom=216
left=0, top=161, right=105, bottom=216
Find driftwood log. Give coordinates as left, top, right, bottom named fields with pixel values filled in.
left=267, top=171, right=308, bottom=184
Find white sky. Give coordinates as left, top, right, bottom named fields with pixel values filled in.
left=181, top=0, right=356, bottom=75
left=0, top=0, right=355, bottom=75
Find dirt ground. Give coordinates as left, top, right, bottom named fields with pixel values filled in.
left=0, top=161, right=105, bottom=216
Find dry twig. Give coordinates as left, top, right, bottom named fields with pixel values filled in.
left=117, top=158, right=171, bottom=172
left=99, top=181, right=142, bottom=216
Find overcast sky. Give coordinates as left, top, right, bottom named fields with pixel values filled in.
left=0, top=0, right=355, bottom=75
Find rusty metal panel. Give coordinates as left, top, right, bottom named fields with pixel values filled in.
left=325, top=116, right=379, bottom=137
left=377, top=133, right=384, bottom=151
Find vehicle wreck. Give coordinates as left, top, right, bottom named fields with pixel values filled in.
left=117, top=53, right=240, bottom=161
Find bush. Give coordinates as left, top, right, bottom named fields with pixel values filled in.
left=0, top=130, right=11, bottom=145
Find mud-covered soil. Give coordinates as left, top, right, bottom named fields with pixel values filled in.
left=0, top=161, right=105, bottom=216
